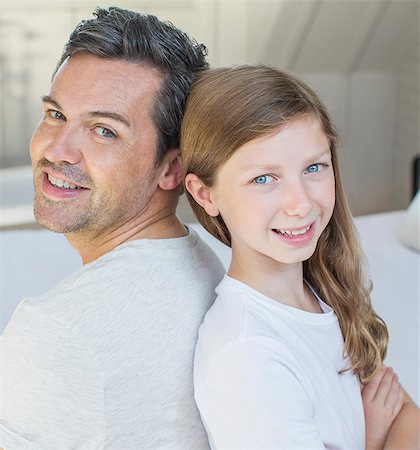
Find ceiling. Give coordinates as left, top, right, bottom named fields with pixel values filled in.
left=248, top=0, right=419, bottom=73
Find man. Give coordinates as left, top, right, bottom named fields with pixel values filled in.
left=0, top=7, right=224, bottom=449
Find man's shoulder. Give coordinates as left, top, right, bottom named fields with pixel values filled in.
left=102, top=227, right=225, bottom=286
left=23, top=230, right=223, bottom=337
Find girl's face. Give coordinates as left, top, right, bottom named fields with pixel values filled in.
left=207, top=116, right=335, bottom=268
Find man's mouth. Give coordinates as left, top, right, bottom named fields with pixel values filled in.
left=47, top=174, right=85, bottom=190
left=272, top=224, right=312, bottom=236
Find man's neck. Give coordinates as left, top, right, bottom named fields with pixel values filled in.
left=66, top=213, right=187, bottom=265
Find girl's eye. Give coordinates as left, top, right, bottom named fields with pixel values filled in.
left=96, top=126, right=115, bottom=139
left=306, top=163, right=327, bottom=174
left=253, top=174, right=274, bottom=185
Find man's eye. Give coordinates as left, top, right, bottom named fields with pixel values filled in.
left=96, top=127, right=115, bottom=139
left=49, top=110, right=65, bottom=120
left=253, top=174, right=274, bottom=185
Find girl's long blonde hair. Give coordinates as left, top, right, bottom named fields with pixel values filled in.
left=181, top=65, right=387, bottom=383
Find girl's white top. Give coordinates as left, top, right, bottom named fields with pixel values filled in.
left=194, top=275, right=365, bottom=449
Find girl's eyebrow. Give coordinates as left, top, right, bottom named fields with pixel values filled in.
left=239, top=163, right=281, bottom=172
left=304, top=150, right=332, bottom=163
left=239, top=150, right=331, bottom=171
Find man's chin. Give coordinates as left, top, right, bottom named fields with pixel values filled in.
left=35, top=217, right=73, bottom=234
left=34, top=209, right=88, bottom=235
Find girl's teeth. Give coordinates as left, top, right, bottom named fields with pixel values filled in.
left=277, top=225, right=311, bottom=236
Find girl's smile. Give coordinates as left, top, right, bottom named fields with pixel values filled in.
left=271, top=221, right=316, bottom=247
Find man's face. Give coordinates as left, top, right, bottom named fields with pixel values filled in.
left=30, top=52, right=165, bottom=236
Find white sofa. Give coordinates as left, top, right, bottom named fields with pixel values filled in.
left=0, top=212, right=418, bottom=403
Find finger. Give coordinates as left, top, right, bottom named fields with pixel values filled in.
left=373, top=367, right=394, bottom=405
left=392, top=384, right=405, bottom=417
left=362, top=364, right=387, bottom=403
left=384, top=373, right=400, bottom=408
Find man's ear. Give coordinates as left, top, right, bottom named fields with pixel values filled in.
left=184, top=173, right=219, bottom=217
left=158, top=149, right=183, bottom=191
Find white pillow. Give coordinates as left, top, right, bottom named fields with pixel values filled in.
left=398, top=191, right=420, bottom=251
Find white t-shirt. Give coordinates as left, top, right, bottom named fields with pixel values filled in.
left=0, top=228, right=225, bottom=450
left=194, top=275, right=365, bottom=449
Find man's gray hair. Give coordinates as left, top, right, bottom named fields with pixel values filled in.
left=55, top=6, right=208, bottom=163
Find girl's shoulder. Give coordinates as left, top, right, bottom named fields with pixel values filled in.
left=197, top=275, right=343, bottom=378
left=198, top=275, right=295, bottom=360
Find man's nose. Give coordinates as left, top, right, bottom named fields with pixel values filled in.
left=42, top=125, right=82, bottom=165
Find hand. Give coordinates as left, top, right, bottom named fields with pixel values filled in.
left=362, top=365, right=405, bottom=450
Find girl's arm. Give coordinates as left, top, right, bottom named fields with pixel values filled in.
left=362, top=365, right=419, bottom=450
left=383, top=390, right=420, bottom=450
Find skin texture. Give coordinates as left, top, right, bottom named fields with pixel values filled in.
left=384, top=399, right=420, bottom=449
left=363, top=365, right=419, bottom=450
left=363, top=365, right=405, bottom=449
left=30, top=53, right=186, bottom=263
left=186, top=116, right=335, bottom=312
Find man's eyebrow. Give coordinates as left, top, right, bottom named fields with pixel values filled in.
left=88, top=111, right=130, bottom=128
left=41, top=96, right=130, bottom=128
left=41, top=95, right=61, bottom=110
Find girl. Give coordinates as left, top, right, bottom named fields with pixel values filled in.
left=181, top=66, right=418, bottom=449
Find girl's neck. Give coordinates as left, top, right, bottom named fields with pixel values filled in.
left=228, top=251, right=322, bottom=314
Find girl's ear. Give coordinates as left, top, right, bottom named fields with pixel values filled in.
left=185, top=173, right=220, bottom=217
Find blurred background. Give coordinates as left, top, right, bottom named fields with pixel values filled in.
left=0, top=0, right=418, bottom=224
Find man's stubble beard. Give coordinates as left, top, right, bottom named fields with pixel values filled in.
left=33, top=183, right=151, bottom=236
left=33, top=189, right=108, bottom=235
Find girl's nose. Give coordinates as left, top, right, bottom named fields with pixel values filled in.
left=282, top=180, right=312, bottom=218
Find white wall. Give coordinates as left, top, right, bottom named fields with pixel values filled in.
left=392, top=38, right=420, bottom=209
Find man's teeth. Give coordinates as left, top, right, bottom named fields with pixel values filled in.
left=48, top=174, right=81, bottom=189
left=276, top=225, right=311, bottom=236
